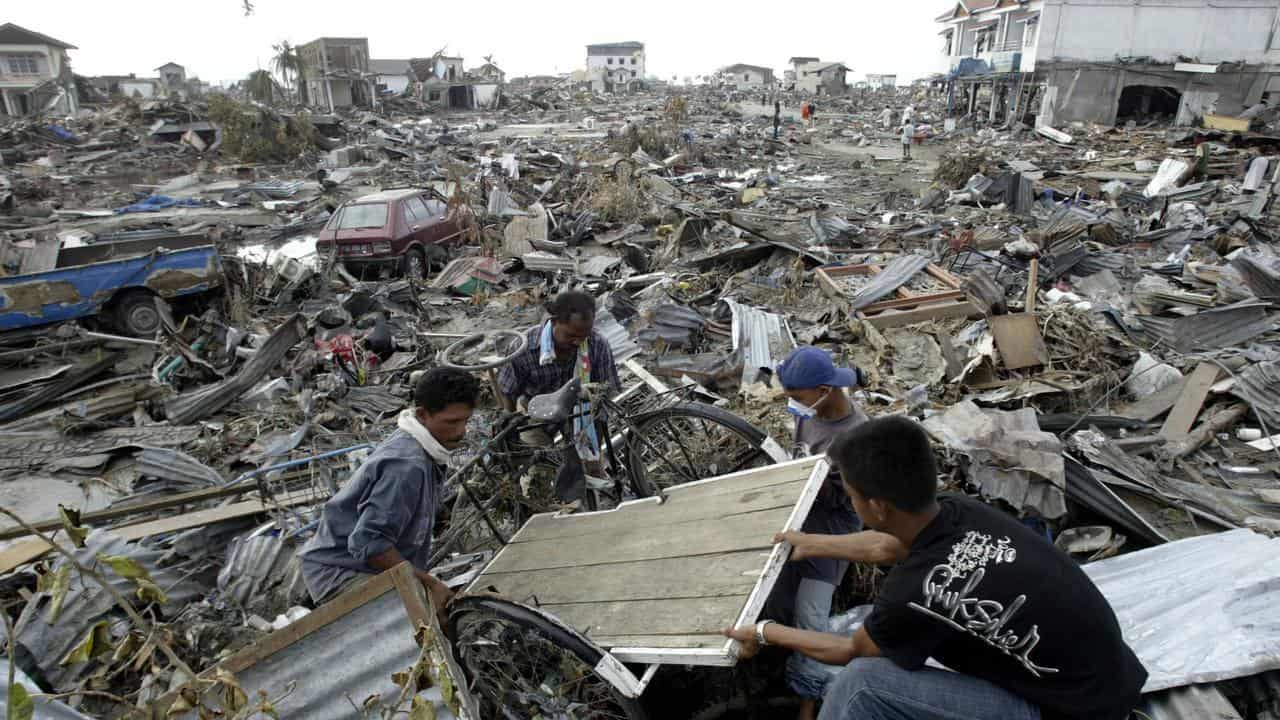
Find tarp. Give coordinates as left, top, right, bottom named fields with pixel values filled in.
left=114, top=195, right=206, bottom=214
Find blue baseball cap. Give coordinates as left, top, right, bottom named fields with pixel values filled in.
left=777, top=346, right=858, bottom=390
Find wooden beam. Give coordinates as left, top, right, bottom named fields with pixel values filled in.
left=1159, top=363, right=1220, bottom=440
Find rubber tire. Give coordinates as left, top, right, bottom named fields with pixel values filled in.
left=626, top=402, right=773, bottom=498
left=447, top=596, right=648, bottom=720
left=440, top=330, right=529, bottom=371
left=402, top=246, right=428, bottom=280
left=113, top=290, right=164, bottom=337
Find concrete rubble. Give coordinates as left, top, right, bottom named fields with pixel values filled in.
left=2, top=67, right=1280, bottom=719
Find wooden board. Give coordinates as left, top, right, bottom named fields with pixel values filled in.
left=1203, top=114, right=1251, bottom=132
left=989, top=313, right=1050, bottom=370
left=0, top=490, right=320, bottom=575
left=1117, top=377, right=1186, bottom=423
left=467, top=456, right=825, bottom=666
left=1159, top=363, right=1220, bottom=440
left=815, top=261, right=980, bottom=328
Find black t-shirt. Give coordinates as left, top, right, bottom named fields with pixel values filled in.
left=864, top=495, right=1147, bottom=720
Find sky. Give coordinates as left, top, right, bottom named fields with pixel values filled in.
left=7, top=0, right=947, bottom=88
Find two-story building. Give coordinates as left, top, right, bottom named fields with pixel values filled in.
left=866, top=74, right=898, bottom=89
left=722, top=64, right=775, bottom=91
left=0, top=23, right=77, bottom=117
left=795, top=61, right=850, bottom=96
left=299, top=37, right=375, bottom=111
left=938, top=0, right=1280, bottom=127
left=586, top=42, right=645, bottom=93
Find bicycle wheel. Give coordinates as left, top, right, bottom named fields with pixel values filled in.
left=447, top=596, right=647, bottom=720
left=626, top=402, right=777, bottom=497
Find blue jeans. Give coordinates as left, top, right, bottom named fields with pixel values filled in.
left=818, top=658, right=1041, bottom=720
left=785, top=578, right=837, bottom=699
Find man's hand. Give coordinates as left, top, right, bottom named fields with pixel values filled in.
left=721, top=625, right=761, bottom=660
left=774, top=530, right=817, bottom=561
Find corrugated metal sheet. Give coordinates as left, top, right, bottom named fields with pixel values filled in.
left=4, top=531, right=207, bottom=693
left=1086, top=528, right=1280, bottom=692
left=846, top=254, right=931, bottom=310
left=520, top=251, right=575, bottom=272
left=1063, top=456, right=1169, bottom=547
left=1139, top=301, right=1275, bottom=353
left=1139, top=683, right=1243, bottom=720
left=1230, top=359, right=1280, bottom=432
left=175, top=589, right=461, bottom=720
left=0, top=658, right=93, bottom=719
left=721, top=298, right=795, bottom=385
left=135, top=447, right=223, bottom=491
left=216, top=529, right=308, bottom=608
left=579, top=254, right=621, bottom=277
left=594, top=309, right=641, bottom=363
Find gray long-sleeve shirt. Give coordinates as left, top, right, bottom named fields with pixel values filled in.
left=300, top=430, right=444, bottom=602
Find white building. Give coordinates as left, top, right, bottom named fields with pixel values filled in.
left=865, top=74, right=897, bottom=89
left=371, top=59, right=412, bottom=94
left=722, top=64, right=775, bottom=91
left=795, top=61, right=850, bottom=95
left=586, top=41, right=645, bottom=93
left=0, top=23, right=78, bottom=116
left=937, top=0, right=1280, bottom=126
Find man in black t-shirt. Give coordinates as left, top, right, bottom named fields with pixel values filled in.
left=724, top=416, right=1147, bottom=720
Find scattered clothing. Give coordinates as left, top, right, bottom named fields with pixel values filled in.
left=863, top=494, right=1147, bottom=720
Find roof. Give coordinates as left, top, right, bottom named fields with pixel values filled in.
left=0, top=23, right=76, bottom=50
left=724, top=64, right=774, bottom=74
left=937, top=0, right=1004, bottom=21
left=789, top=56, right=820, bottom=64
left=155, top=62, right=183, bottom=71
left=353, top=188, right=422, bottom=202
left=369, top=58, right=411, bottom=76
left=805, top=62, right=849, bottom=73
left=587, top=41, right=644, bottom=55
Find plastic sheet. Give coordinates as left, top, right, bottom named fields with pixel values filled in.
left=1085, top=529, right=1280, bottom=692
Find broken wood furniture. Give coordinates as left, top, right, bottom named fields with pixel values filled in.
left=460, top=456, right=826, bottom=699
left=816, top=261, right=979, bottom=328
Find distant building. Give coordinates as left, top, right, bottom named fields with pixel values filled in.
left=299, top=37, right=374, bottom=111
left=120, top=77, right=161, bottom=99
left=408, top=54, right=503, bottom=110
left=722, top=64, right=775, bottom=91
left=937, top=0, right=1280, bottom=126
left=469, top=61, right=505, bottom=84
left=787, top=56, right=819, bottom=89
left=0, top=23, right=78, bottom=116
left=370, top=59, right=412, bottom=94
left=586, top=41, right=645, bottom=93
left=795, top=61, right=850, bottom=95
left=156, top=62, right=186, bottom=90
left=865, top=73, right=897, bottom=89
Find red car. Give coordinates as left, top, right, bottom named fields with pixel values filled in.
left=316, top=188, right=475, bottom=279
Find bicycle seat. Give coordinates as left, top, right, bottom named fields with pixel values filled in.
left=527, top=377, right=582, bottom=424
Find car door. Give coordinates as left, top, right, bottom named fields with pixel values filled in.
left=399, top=195, right=431, bottom=252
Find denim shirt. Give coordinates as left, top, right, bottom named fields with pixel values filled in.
left=300, top=430, right=443, bottom=602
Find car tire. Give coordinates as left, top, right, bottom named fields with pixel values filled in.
left=114, top=290, right=165, bottom=337
left=403, top=247, right=428, bottom=280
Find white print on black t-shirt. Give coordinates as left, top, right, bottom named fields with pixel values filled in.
left=907, top=531, right=1061, bottom=678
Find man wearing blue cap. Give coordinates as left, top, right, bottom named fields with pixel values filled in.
left=770, top=345, right=869, bottom=720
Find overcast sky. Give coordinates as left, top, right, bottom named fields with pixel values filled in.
left=9, top=1, right=946, bottom=87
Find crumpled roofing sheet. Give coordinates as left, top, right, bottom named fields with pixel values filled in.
left=1086, top=528, right=1280, bottom=692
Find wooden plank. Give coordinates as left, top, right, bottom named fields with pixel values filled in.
left=1025, top=259, right=1039, bottom=312
left=540, top=596, right=747, bottom=638
left=989, top=313, right=1049, bottom=369
left=1159, top=363, right=1220, bottom=440
left=624, top=358, right=671, bottom=394
left=1116, top=377, right=1186, bottom=422
left=0, top=490, right=320, bottom=574
left=590, top=634, right=727, bottom=650
left=484, top=506, right=793, bottom=575
left=863, top=299, right=979, bottom=328
left=474, top=550, right=766, bottom=604
left=1204, top=114, right=1250, bottom=132
left=511, top=480, right=805, bottom=543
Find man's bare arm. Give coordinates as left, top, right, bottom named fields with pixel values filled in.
left=723, top=624, right=882, bottom=666
left=774, top=530, right=907, bottom=565
left=368, top=548, right=453, bottom=607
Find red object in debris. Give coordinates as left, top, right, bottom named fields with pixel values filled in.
left=323, top=334, right=357, bottom=364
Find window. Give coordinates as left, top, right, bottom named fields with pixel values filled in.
left=631, top=70, right=637, bottom=78
left=744, top=74, right=750, bottom=81
left=1024, top=18, right=1039, bottom=47
left=331, top=203, right=388, bottom=230
left=403, top=196, right=429, bottom=223
left=6, top=53, right=41, bottom=75
left=630, top=58, right=636, bottom=65
left=607, top=58, right=613, bottom=65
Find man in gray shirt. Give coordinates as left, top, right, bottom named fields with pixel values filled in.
left=769, top=345, right=869, bottom=720
left=300, top=368, right=480, bottom=612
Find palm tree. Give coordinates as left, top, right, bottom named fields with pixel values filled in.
left=271, top=41, right=310, bottom=105
left=245, top=69, right=276, bottom=104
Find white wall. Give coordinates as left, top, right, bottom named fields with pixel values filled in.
left=0, top=43, right=63, bottom=90
left=379, top=74, right=410, bottom=94
left=732, top=69, right=771, bottom=90
left=586, top=50, right=645, bottom=83
left=1038, top=0, right=1280, bottom=64
left=120, top=80, right=156, bottom=99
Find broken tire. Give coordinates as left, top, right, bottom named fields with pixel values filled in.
left=626, top=402, right=775, bottom=497
left=113, top=289, right=165, bottom=337
left=447, top=596, right=648, bottom=720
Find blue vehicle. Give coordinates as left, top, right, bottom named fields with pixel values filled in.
left=0, top=245, right=224, bottom=335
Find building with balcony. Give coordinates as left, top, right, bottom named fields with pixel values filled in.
left=937, top=0, right=1280, bottom=127
left=587, top=42, right=645, bottom=94
left=0, top=23, right=77, bottom=117
left=299, top=37, right=375, bottom=111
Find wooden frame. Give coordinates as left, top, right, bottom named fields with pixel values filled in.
left=467, top=456, right=828, bottom=668
left=816, top=262, right=980, bottom=328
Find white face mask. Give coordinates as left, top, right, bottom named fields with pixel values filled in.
left=786, top=390, right=829, bottom=419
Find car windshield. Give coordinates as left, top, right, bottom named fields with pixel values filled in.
left=332, top=203, right=388, bottom=230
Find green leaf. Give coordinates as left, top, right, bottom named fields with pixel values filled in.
left=59, top=506, right=88, bottom=548
left=59, top=621, right=113, bottom=666
left=408, top=697, right=436, bottom=720
left=8, top=683, right=34, bottom=720
left=135, top=579, right=168, bottom=605
left=95, top=554, right=152, bottom=581
left=46, top=564, right=71, bottom=625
